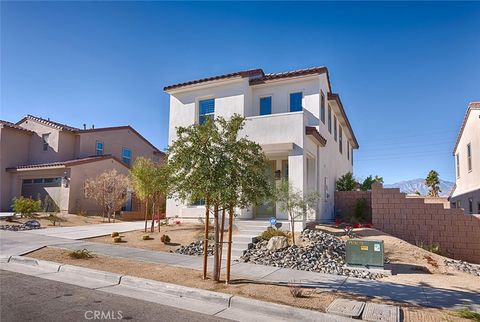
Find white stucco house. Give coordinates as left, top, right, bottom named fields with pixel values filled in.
left=450, top=102, right=480, bottom=214
left=164, top=67, right=359, bottom=230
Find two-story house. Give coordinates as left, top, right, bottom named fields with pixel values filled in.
left=0, top=115, right=163, bottom=214
left=450, top=102, right=480, bottom=214
left=164, top=67, right=359, bottom=230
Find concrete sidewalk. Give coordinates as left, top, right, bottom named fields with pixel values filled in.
left=1, top=256, right=355, bottom=322
left=1, top=229, right=479, bottom=311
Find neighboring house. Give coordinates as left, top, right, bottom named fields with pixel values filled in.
left=164, top=67, right=359, bottom=230
left=0, top=115, right=163, bottom=214
left=450, top=102, right=480, bottom=214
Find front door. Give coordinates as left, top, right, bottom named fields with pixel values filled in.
left=254, top=160, right=276, bottom=219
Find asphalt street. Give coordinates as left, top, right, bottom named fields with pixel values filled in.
left=0, top=270, right=230, bottom=322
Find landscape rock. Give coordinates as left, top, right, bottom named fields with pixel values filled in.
left=0, top=224, right=40, bottom=231
left=240, top=229, right=386, bottom=280
left=267, top=236, right=289, bottom=251
left=175, top=240, right=214, bottom=256
left=444, top=259, right=480, bottom=276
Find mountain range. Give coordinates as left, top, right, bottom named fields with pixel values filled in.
left=384, top=178, right=454, bottom=197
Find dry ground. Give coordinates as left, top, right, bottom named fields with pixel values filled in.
left=88, top=223, right=205, bottom=252
left=316, top=225, right=480, bottom=294
left=28, top=247, right=470, bottom=322
left=0, top=213, right=124, bottom=229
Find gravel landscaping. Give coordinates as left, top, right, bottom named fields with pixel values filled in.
left=444, top=259, right=480, bottom=277
left=241, top=229, right=386, bottom=279
left=0, top=224, right=40, bottom=231
left=175, top=240, right=214, bottom=256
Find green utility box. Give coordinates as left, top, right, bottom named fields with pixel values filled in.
left=346, top=239, right=384, bottom=268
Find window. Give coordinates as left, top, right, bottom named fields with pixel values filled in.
left=289, top=92, right=302, bottom=112
left=122, top=148, right=132, bottom=166
left=42, top=134, right=49, bottom=151
left=467, top=143, right=472, bottom=172
left=456, top=153, right=460, bottom=177
left=191, top=199, right=205, bottom=206
left=478, top=202, right=480, bottom=214
left=468, top=198, right=473, bottom=214
left=153, top=155, right=160, bottom=163
left=282, top=160, right=289, bottom=180
left=96, top=141, right=104, bottom=156
left=339, top=126, right=343, bottom=154
left=260, top=96, right=272, bottom=115
left=347, top=141, right=350, bottom=160
left=320, top=91, right=325, bottom=124
left=457, top=200, right=461, bottom=209
left=328, top=105, right=332, bottom=133
left=199, top=99, right=215, bottom=124
left=333, top=116, right=337, bottom=142
left=351, top=147, right=354, bottom=165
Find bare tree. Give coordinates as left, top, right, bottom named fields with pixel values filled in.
left=85, top=169, right=130, bottom=222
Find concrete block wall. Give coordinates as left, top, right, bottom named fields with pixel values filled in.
left=334, top=191, right=372, bottom=222
left=370, top=183, right=480, bottom=264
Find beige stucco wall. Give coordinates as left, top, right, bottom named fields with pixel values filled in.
left=69, top=159, right=130, bottom=214
left=76, top=129, right=159, bottom=165
left=0, top=127, right=32, bottom=211
left=16, top=119, right=76, bottom=163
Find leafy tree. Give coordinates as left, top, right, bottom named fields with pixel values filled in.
left=131, top=157, right=170, bottom=232
left=425, top=170, right=441, bottom=197
left=12, top=197, right=42, bottom=218
left=336, top=172, right=358, bottom=191
left=275, top=179, right=320, bottom=245
left=84, top=169, right=130, bottom=223
left=360, top=175, right=384, bottom=191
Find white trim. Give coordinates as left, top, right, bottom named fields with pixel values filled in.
left=245, top=110, right=303, bottom=121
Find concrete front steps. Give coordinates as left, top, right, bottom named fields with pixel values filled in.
left=222, top=220, right=290, bottom=260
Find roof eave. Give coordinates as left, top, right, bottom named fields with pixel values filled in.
left=327, top=93, right=359, bottom=149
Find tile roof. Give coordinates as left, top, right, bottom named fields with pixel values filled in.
left=6, top=155, right=127, bottom=172
left=164, top=69, right=265, bottom=91
left=249, top=66, right=329, bottom=87
left=327, top=93, right=359, bottom=149
left=16, top=115, right=80, bottom=132
left=306, top=126, right=327, bottom=147
left=453, top=102, right=480, bottom=155
left=0, top=120, right=35, bottom=133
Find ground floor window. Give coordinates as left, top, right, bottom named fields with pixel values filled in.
left=468, top=198, right=473, bottom=214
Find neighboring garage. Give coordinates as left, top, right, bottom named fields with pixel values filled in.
left=21, top=177, right=62, bottom=211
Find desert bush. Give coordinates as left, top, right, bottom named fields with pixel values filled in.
left=416, top=241, right=448, bottom=257
left=456, top=309, right=480, bottom=322
left=142, top=235, right=151, bottom=240
left=258, top=227, right=288, bottom=241
left=68, top=249, right=94, bottom=259
left=288, top=280, right=305, bottom=298
left=12, top=197, right=41, bottom=218
left=336, top=172, right=358, bottom=191
left=46, top=214, right=67, bottom=226
left=111, top=232, right=119, bottom=237
left=160, top=234, right=171, bottom=244
left=113, top=236, right=122, bottom=243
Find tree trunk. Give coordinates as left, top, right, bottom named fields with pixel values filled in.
left=144, top=200, right=148, bottom=233
left=150, top=201, right=155, bottom=233
left=226, top=205, right=234, bottom=284
left=290, top=212, right=295, bottom=245
left=217, top=209, right=226, bottom=279
left=213, top=204, right=220, bottom=282
left=202, top=200, right=210, bottom=280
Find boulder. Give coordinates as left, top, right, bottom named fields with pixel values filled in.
left=267, top=236, right=289, bottom=251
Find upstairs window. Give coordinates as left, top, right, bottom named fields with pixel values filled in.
left=456, top=153, right=460, bottom=177
left=96, top=141, right=104, bottom=155
left=467, top=143, right=472, bottom=172
left=351, top=147, right=354, bottom=165
left=328, top=105, right=332, bottom=133
left=347, top=141, right=350, bottom=160
left=199, top=99, right=215, bottom=124
left=320, top=91, right=325, bottom=124
left=122, top=148, right=132, bottom=166
left=260, top=96, right=272, bottom=115
left=289, top=92, right=303, bottom=112
left=339, top=126, right=343, bottom=154
left=334, top=116, right=337, bottom=142
left=42, top=133, right=49, bottom=151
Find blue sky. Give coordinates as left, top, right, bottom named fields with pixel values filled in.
left=1, top=1, right=479, bottom=183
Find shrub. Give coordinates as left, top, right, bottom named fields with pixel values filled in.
left=46, top=214, right=67, bottom=226
left=111, top=232, right=119, bottom=237
left=336, top=172, right=358, bottom=191
left=160, top=234, right=171, bottom=244
left=12, top=197, right=42, bottom=218
left=288, top=280, right=305, bottom=298
left=352, top=198, right=368, bottom=223
left=68, top=249, right=94, bottom=259
left=113, top=236, right=122, bottom=243
left=456, top=309, right=480, bottom=322
left=142, top=235, right=150, bottom=240
left=416, top=241, right=448, bottom=257
left=258, top=227, right=288, bottom=241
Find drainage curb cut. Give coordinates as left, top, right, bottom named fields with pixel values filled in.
left=8, top=255, right=62, bottom=271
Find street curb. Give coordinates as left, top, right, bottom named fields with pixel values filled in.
left=120, top=275, right=232, bottom=306
left=228, top=296, right=354, bottom=322
left=59, top=264, right=122, bottom=285
left=9, top=256, right=61, bottom=271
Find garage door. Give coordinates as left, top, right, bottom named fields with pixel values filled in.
left=21, top=177, right=62, bottom=211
